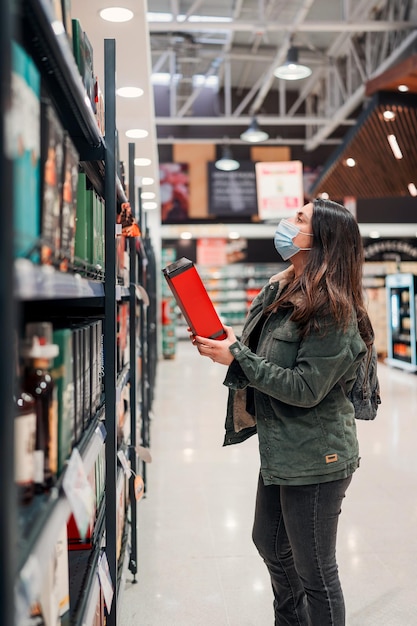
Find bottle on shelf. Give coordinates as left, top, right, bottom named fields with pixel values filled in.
left=14, top=381, right=36, bottom=506
left=21, top=322, right=59, bottom=492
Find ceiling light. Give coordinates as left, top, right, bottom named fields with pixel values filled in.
left=180, top=232, right=193, bottom=240
left=99, top=7, right=134, bottom=23
left=126, top=128, right=148, bottom=139
left=142, top=201, right=157, bottom=210
left=369, top=231, right=380, bottom=239
left=141, top=177, right=154, bottom=186
left=229, top=232, right=240, bottom=239
left=319, top=192, right=329, bottom=199
left=134, top=158, right=152, bottom=166
left=215, top=146, right=240, bottom=171
left=274, top=46, right=312, bottom=81
left=240, top=117, right=269, bottom=143
left=141, top=191, right=155, bottom=200
left=383, top=110, right=395, bottom=121
left=398, top=84, right=409, bottom=92
left=408, top=183, right=417, bottom=197
left=116, top=86, right=144, bottom=98
left=345, top=158, right=356, bottom=167
left=387, top=134, right=403, bottom=159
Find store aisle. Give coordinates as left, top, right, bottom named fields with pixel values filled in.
left=120, top=338, right=417, bottom=626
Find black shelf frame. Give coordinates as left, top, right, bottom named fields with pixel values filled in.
left=1, top=1, right=16, bottom=625
left=103, top=37, right=118, bottom=626
left=128, top=143, right=138, bottom=582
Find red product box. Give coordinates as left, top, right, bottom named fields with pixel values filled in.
left=162, top=257, right=227, bottom=340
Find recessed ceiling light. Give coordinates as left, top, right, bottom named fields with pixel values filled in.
left=229, top=232, right=240, bottom=239
left=345, top=157, right=356, bottom=167
left=180, top=232, right=193, bottom=240
left=134, top=157, right=152, bottom=166
left=126, top=128, right=149, bottom=139
left=141, top=177, right=154, bottom=186
left=116, top=86, right=144, bottom=98
left=141, top=191, right=155, bottom=200
left=143, top=201, right=158, bottom=210
left=383, top=110, right=396, bottom=121
left=369, top=231, right=380, bottom=239
left=99, top=7, right=134, bottom=23
left=319, top=192, right=329, bottom=200
left=398, top=84, right=409, bottom=92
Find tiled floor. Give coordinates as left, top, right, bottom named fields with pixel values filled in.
left=120, top=338, right=417, bottom=626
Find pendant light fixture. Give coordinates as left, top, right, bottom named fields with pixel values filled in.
left=240, top=117, right=269, bottom=143
left=215, top=145, right=240, bottom=171
left=274, top=45, right=312, bottom=81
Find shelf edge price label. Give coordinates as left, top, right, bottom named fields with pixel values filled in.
left=62, top=448, right=95, bottom=539
left=98, top=551, right=114, bottom=612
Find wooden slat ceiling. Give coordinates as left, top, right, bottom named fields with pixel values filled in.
left=310, top=54, right=417, bottom=200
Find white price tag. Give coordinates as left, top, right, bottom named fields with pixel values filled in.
left=98, top=552, right=114, bottom=612
left=117, top=449, right=131, bottom=476
left=62, top=448, right=95, bottom=539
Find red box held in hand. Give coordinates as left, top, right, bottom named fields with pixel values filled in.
left=162, top=257, right=227, bottom=340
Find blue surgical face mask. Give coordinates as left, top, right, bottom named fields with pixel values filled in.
left=274, top=219, right=313, bottom=261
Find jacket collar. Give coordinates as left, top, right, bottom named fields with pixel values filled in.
left=269, top=265, right=295, bottom=290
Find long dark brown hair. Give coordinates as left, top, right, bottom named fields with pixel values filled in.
left=268, top=197, right=374, bottom=345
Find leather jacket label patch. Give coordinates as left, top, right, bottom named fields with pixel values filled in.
left=325, top=454, right=338, bottom=463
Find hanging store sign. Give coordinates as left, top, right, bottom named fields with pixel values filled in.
left=255, top=160, right=304, bottom=220
left=208, top=162, right=258, bottom=217
left=364, top=239, right=417, bottom=261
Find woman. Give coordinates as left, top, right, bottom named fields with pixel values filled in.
left=191, top=198, right=374, bottom=625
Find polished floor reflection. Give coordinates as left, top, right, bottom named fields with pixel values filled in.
left=120, top=338, right=417, bottom=626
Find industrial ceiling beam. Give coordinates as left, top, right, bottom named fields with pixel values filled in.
left=148, top=20, right=415, bottom=33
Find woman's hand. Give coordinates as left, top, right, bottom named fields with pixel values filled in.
left=189, top=325, right=237, bottom=366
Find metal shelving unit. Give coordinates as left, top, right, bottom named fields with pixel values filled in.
left=3, top=3, right=158, bottom=624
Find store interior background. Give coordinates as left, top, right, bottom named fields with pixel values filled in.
left=72, top=0, right=417, bottom=361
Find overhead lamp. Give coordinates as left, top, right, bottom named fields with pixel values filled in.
left=117, top=86, right=144, bottom=98
left=274, top=46, right=312, bottom=81
left=143, top=201, right=158, bottom=210
left=134, top=157, right=152, bottom=166
left=99, top=7, right=134, bottom=22
left=215, top=146, right=240, bottom=171
left=126, top=128, right=148, bottom=139
left=240, top=117, right=269, bottom=143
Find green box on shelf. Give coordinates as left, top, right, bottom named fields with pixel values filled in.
left=75, top=173, right=94, bottom=264
left=52, top=328, right=75, bottom=475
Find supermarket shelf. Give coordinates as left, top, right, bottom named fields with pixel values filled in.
left=15, top=259, right=105, bottom=301
left=21, top=0, right=103, bottom=155
left=16, top=417, right=106, bottom=617
left=69, top=503, right=105, bottom=626
left=20, top=0, right=128, bottom=205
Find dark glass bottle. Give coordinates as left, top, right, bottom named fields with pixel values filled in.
left=22, top=322, right=59, bottom=492
left=14, top=389, right=36, bottom=505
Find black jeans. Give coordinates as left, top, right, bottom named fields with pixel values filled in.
left=252, top=473, right=352, bottom=626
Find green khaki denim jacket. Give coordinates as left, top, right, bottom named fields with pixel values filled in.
left=222, top=267, right=367, bottom=486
